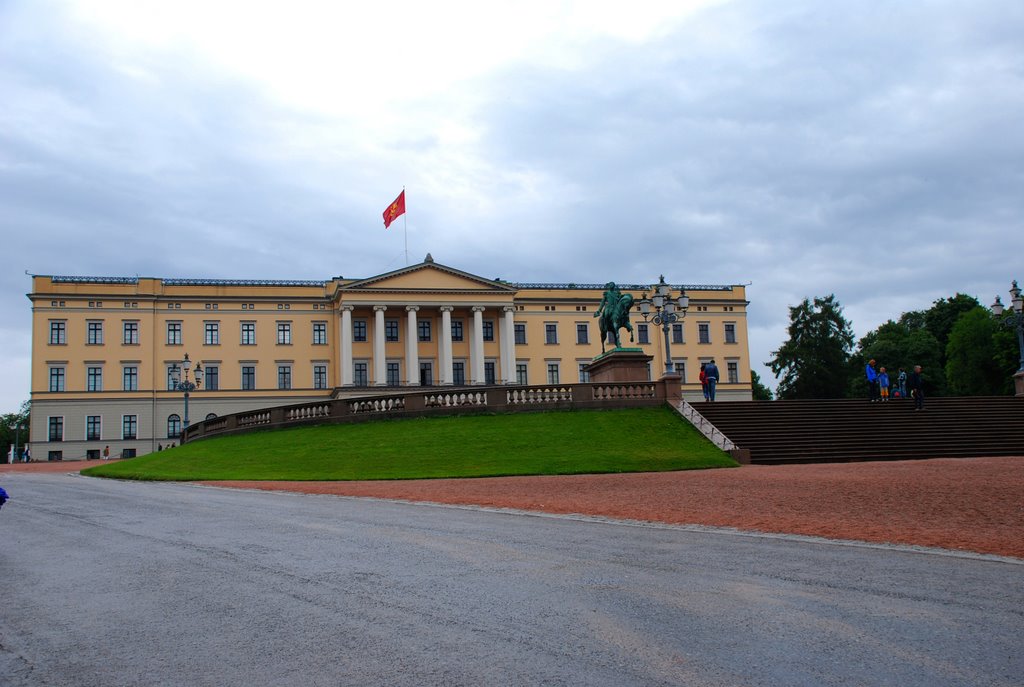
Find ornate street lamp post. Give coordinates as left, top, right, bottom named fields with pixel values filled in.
left=991, top=279, right=1024, bottom=396
left=639, top=275, right=690, bottom=376
left=8, top=422, right=19, bottom=464
left=169, top=353, right=203, bottom=433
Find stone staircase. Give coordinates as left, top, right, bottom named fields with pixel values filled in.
left=688, top=397, right=1024, bottom=465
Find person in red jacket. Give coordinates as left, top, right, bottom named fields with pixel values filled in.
left=699, top=363, right=709, bottom=401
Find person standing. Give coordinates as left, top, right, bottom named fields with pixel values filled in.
left=102, top=445, right=110, bottom=460
left=704, top=359, right=720, bottom=402
left=897, top=367, right=908, bottom=400
left=878, top=367, right=890, bottom=402
left=865, top=359, right=879, bottom=402
left=699, top=363, right=709, bottom=401
left=908, top=365, right=925, bottom=411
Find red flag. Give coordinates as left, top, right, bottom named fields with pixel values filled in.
left=383, top=190, right=406, bottom=229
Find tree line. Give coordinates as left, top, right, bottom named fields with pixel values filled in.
left=764, top=292, right=1018, bottom=400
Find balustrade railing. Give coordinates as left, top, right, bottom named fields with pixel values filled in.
left=676, top=401, right=736, bottom=451
left=184, top=379, right=676, bottom=443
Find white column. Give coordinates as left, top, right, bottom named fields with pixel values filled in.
left=405, top=306, right=420, bottom=386
left=440, top=306, right=454, bottom=385
left=471, top=306, right=485, bottom=385
left=500, top=305, right=515, bottom=384
left=373, top=305, right=387, bottom=386
left=340, top=306, right=354, bottom=386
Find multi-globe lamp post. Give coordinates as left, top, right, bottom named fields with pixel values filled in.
left=8, top=421, right=20, bottom=464
left=990, top=279, right=1024, bottom=396
left=169, top=353, right=203, bottom=434
left=639, top=275, right=690, bottom=376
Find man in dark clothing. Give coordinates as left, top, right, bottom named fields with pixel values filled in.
left=908, top=365, right=925, bottom=410
left=704, top=359, right=720, bottom=401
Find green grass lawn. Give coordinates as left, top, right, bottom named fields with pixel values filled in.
left=81, top=406, right=737, bottom=481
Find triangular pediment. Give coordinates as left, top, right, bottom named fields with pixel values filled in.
left=340, top=260, right=516, bottom=293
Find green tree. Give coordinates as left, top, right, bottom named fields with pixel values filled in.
left=925, top=293, right=981, bottom=353
left=767, top=295, right=854, bottom=399
left=750, top=370, right=773, bottom=401
left=945, top=308, right=1003, bottom=395
left=2, top=400, right=31, bottom=463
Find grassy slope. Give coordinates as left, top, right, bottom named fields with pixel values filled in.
left=81, top=406, right=737, bottom=481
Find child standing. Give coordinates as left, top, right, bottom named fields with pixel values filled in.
left=897, top=367, right=908, bottom=400
left=878, top=367, right=891, bottom=402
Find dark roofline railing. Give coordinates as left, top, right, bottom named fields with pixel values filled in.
left=510, top=283, right=736, bottom=291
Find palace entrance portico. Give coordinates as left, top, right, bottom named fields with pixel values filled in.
left=334, top=257, right=518, bottom=387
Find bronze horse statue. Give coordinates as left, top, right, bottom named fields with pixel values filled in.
left=594, top=282, right=635, bottom=353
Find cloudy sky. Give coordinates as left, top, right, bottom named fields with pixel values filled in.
left=1, top=0, right=1021, bottom=412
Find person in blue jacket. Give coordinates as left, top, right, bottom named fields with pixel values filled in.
left=704, top=359, right=720, bottom=402
left=865, top=359, right=880, bottom=402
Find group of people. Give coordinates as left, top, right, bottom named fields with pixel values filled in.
left=865, top=360, right=925, bottom=410
left=699, top=359, right=720, bottom=402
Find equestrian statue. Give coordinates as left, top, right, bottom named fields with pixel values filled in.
left=594, top=282, right=635, bottom=353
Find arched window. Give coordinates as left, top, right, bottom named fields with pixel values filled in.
left=205, top=413, right=218, bottom=421
left=167, top=414, right=181, bottom=438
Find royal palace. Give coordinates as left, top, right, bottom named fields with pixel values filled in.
left=27, top=256, right=752, bottom=460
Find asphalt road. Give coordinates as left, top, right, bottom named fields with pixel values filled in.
left=0, top=473, right=1020, bottom=687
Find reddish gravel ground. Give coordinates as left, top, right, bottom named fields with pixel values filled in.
left=5, top=456, right=1022, bottom=558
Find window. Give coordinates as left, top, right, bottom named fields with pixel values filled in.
left=48, top=416, right=64, bottom=441
left=49, top=367, right=65, bottom=392
left=353, top=319, right=367, bottom=342
left=205, top=413, right=218, bottom=421
left=386, top=362, right=401, bottom=386
left=167, top=322, right=182, bottom=345
left=278, top=365, right=291, bottom=390
left=484, top=361, right=496, bottom=385
left=482, top=321, right=494, bottom=342
left=166, top=366, right=177, bottom=391
left=123, top=366, right=138, bottom=391
left=277, top=322, right=292, bottom=345
left=242, top=366, right=256, bottom=390
left=637, top=324, right=650, bottom=345
left=313, top=322, right=327, bottom=345
left=419, top=362, right=433, bottom=386
left=728, top=361, right=739, bottom=383
left=87, top=366, right=103, bottom=392
left=725, top=323, right=736, bottom=344
left=49, top=321, right=66, bottom=345
left=205, top=322, right=220, bottom=345
left=672, top=323, right=684, bottom=344
left=241, top=322, right=256, bottom=345
left=353, top=362, right=368, bottom=386
left=578, top=362, right=591, bottom=383
left=545, top=323, right=558, bottom=344
left=123, top=321, right=139, bottom=345
left=516, top=363, right=528, bottom=385
left=86, top=416, right=101, bottom=441
left=385, top=319, right=399, bottom=342
left=200, top=365, right=218, bottom=390
left=576, top=323, right=589, bottom=345
left=698, top=323, right=710, bottom=344
left=167, top=414, right=181, bottom=438
left=87, top=321, right=103, bottom=345
left=453, top=361, right=466, bottom=385
left=313, top=365, right=328, bottom=389
left=451, top=320, right=464, bottom=342
left=122, top=415, right=137, bottom=440
left=547, top=362, right=560, bottom=384
left=514, top=323, right=527, bottom=345
left=418, top=320, right=431, bottom=342
left=675, top=360, right=686, bottom=383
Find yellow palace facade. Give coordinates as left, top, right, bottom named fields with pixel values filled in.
left=27, top=256, right=753, bottom=460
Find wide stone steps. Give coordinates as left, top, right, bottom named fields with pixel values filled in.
left=690, top=397, right=1024, bottom=464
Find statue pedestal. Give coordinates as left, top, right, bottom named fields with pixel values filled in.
left=1015, top=370, right=1024, bottom=397
left=586, top=349, right=654, bottom=383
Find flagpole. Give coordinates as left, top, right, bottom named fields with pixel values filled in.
left=403, top=186, right=408, bottom=265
